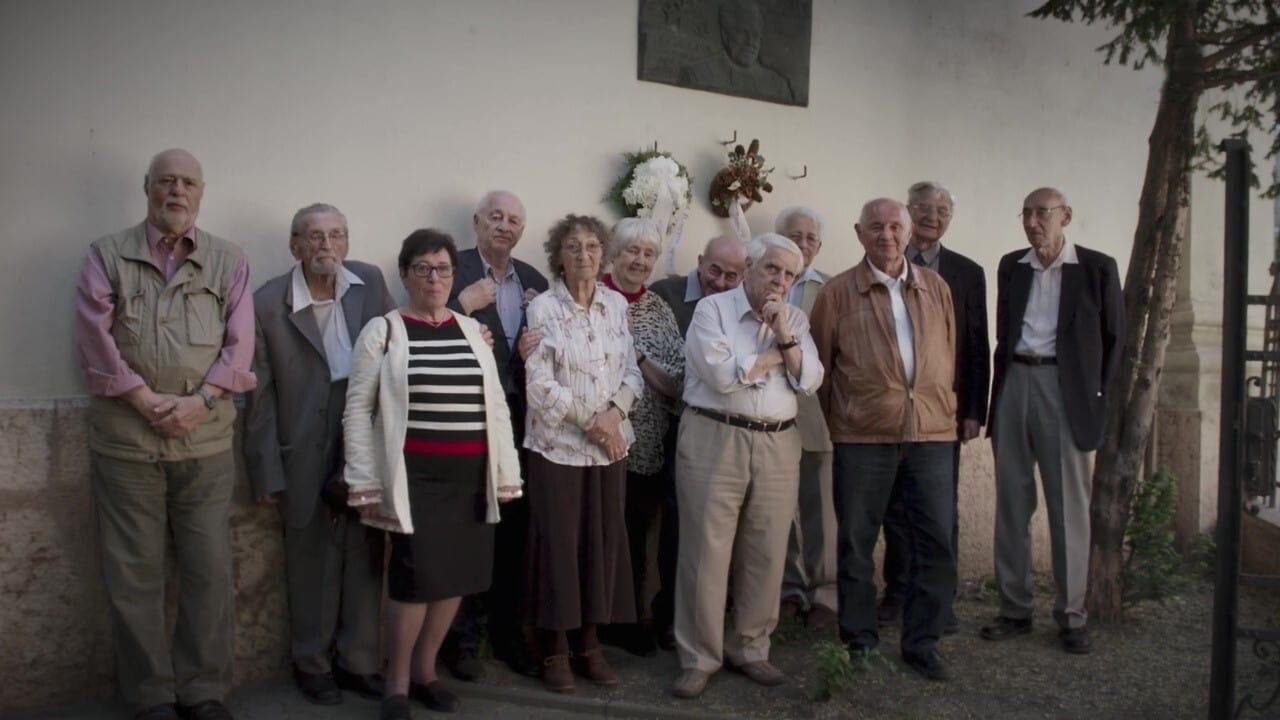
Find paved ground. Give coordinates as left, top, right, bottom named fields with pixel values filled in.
left=12, top=576, right=1279, bottom=720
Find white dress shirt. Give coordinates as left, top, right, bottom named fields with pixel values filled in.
left=682, top=284, right=822, bottom=422
left=868, top=260, right=916, bottom=385
left=1014, top=240, right=1079, bottom=358
left=523, top=280, right=643, bottom=466
left=290, top=263, right=363, bottom=381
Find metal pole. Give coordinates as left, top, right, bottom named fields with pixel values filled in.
left=1209, top=138, right=1251, bottom=719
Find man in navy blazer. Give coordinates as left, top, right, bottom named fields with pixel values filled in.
left=880, top=182, right=990, bottom=634
left=444, top=190, right=549, bottom=678
left=981, top=187, right=1123, bottom=654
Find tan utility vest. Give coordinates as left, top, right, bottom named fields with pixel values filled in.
left=87, top=222, right=242, bottom=462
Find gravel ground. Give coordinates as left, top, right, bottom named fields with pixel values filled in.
left=474, top=575, right=1280, bottom=720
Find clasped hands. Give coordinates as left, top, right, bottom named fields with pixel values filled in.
left=126, top=385, right=212, bottom=439
left=584, top=406, right=627, bottom=462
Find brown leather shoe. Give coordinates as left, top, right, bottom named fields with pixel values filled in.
left=573, top=647, right=618, bottom=686
left=732, top=660, right=786, bottom=687
left=671, top=669, right=711, bottom=699
left=806, top=605, right=837, bottom=633
left=541, top=653, right=575, bottom=693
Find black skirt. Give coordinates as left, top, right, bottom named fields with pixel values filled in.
left=387, top=453, right=494, bottom=603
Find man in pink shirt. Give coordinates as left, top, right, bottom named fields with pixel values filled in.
left=74, top=148, right=256, bottom=720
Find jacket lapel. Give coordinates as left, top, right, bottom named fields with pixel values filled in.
left=1057, top=262, right=1082, bottom=336
left=283, top=283, right=327, bottom=360
left=342, top=276, right=367, bottom=345
left=1008, top=262, right=1033, bottom=353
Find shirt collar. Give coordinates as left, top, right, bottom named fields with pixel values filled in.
left=1019, top=238, right=1079, bottom=271
left=907, top=242, right=942, bottom=266
left=553, top=277, right=607, bottom=311
left=867, top=258, right=909, bottom=287
left=796, top=265, right=825, bottom=286
left=145, top=221, right=196, bottom=251
left=290, top=262, right=363, bottom=314
left=684, top=270, right=704, bottom=303
left=727, top=283, right=756, bottom=322
left=478, top=249, right=517, bottom=281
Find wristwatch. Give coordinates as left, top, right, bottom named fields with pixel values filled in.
left=194, top=384, right=217, bottom=410
left=608, top=400, right=627, bottom=421
left=777, top=338, right=800, bottom=351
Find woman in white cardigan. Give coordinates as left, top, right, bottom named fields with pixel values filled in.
left=344, top=229, right=522, bottom=719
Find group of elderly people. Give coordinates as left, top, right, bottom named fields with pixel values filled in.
left=76, top=148, right=1124, bottom=720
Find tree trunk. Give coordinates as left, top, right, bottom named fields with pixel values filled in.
left=1085, top=0, right=1204, bottom=622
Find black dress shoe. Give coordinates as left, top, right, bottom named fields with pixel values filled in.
left=617, top=625, right=658, bottom=657
left=656, top=626, right=676, bottom=652
left=1060, top=627, right=1093, bottom=654
left=134, top=704, right=179, bottom=720
left=333, top=664, right=385, bottom=699
left=495, top=646, right=541, bottom=678
left=294, top=667, right=342, bottom=705
left=980, top=616, right=1032, bottom=641
left=410, top=681, right=460, bottom=713
left=443, top=648, right=485, bottom=682
left=902, top=649, right=952, bottom=681
left=177, top=700, right=233, bottom=720
left=380, top=694, right=412, bottom=720
left=942, top=615, right=960, bottom=635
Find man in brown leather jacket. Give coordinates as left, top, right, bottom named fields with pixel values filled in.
left=809, top=198, right=958, bottom=682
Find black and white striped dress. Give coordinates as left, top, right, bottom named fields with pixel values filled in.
left=387, top=313, right=495, bottom=603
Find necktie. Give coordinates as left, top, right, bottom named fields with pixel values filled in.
left=911, top=253, right=928, bottom=267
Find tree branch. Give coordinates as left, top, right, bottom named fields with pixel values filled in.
left=1201, top=21, right=1280, bottom=69
left=1199, top=66, right=1280, bottom=91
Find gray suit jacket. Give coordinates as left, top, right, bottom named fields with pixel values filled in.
left=795, top=271, right=832, bottom=452
left=243, top=260, right=396, bottom=529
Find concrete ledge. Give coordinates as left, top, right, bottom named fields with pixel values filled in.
left=442, top=680, right=734, bottom=719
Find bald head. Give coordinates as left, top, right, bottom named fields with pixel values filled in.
left=473, top=189, right=526, bottom=260
left=144, top=148, right=204, bottom=238
left=697, top=234, right=748, bottom=295
left=1021, top=187, right=1073, bottom=255
left=855, top=198, right=912, bottom=275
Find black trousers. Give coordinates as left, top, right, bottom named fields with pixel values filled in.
left=833, top=442, right=956, bottom=656
left=447, top=395, right=529, bottom=658
left=650, top=414, right=681, bottom=631
left=882, top=440, right=961, bottom=623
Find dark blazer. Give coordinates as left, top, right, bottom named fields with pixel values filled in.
left=935, top=247, right=990, bottom=427
left=988, top=243, right=1124, bottom=451
left=446, top=248, right=549, bottom=409
left=649, top=271, right=700, bottom=337
left=243, top=260, right=396, bottom=529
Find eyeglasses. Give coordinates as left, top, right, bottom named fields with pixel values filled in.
left=908, top=203, right=952, bottom=219
left=296, top=229, right=349, bottom=244
left=410, top=263, right=454, bottom=278
left=1020, top=206, right=1066, bottom=221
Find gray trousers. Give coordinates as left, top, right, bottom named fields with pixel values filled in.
left=284, top=502, right=384, bottom=675
left=91, top=450, right=235, bottom=709
left=781, top=449, right=837, bottom=612
left=993, top=362, right=1094, bottom=629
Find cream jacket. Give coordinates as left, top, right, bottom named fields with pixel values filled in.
left=343, top=309, right=523, bottom=533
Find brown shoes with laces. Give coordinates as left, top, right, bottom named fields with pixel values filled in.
left=541, top=653, right=575, bottom=693
left=573, top=647, right=618, bottom=686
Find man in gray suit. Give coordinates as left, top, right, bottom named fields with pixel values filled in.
left=774, top=207, right=837, bottom=632
left=244, top=203, right=395, bottom=705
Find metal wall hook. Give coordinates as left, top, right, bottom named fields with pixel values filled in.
left=788, top=164, right=808, bottom=180
left=718, top=130, right=737, bottom=145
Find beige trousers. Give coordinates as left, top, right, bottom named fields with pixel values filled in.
left=673, top=410, right=801, bottom=673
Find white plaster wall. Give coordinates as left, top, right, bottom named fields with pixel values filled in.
left=0, top=0, right=1183, bottom=399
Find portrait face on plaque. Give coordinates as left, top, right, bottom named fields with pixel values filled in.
left=638, top=0, right=811, bottom=107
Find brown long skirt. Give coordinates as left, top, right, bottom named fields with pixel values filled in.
left=524, top=453, right=636, bottom=631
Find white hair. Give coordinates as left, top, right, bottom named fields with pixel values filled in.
left=475, top=189, right=523, bottom=215
left=773, top=206, right=825, bottom=237
left=747, top=233, right=803, bottom=271
left=608, top=217, right=662, bottom=263
left=908, top=180, right=957, bottom=207
left=290, top=203, right=346, bottom=236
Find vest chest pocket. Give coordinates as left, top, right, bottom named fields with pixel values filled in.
left=184, top=283, right=225, bottom=346
left=113, top=289, right=148, bottom=345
